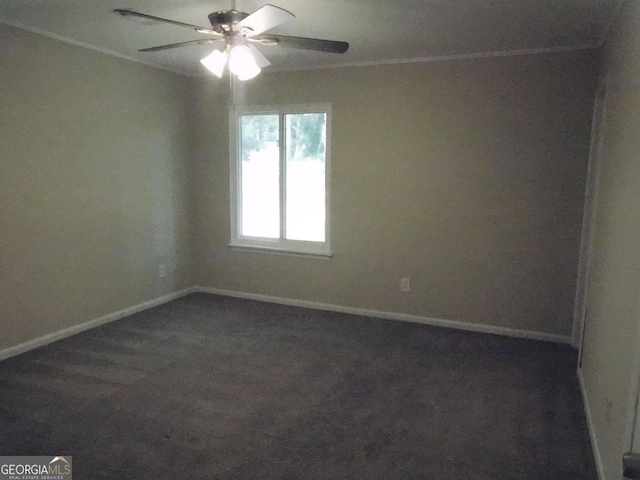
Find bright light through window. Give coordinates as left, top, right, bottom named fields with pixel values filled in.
left=240, top=114, right=279, bottom=238
left=285, top=113, right=326, bottom=242
left=232, top=105, right=331, bottom=256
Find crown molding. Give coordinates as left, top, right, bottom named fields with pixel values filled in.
left=2, top=19, right=599, bottom=78
left=265, top=43, right=600, bottom=74
left=0, top=20, right=194, bottom=77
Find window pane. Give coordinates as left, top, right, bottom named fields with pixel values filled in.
left=240, top=114, right=280, bottom=238
left=285, top=113, right=326, bottom=242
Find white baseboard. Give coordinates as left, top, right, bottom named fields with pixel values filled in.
left=0, top=287, right=197, bottom=362
left=578, top=367, right=606, bottom=480
left=196, top=287, right=572, bottom=345
left=0, top=285, right=573, bottom=364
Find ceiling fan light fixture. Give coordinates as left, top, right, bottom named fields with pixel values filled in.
left=116, top=4, right=349, bottom=78
left=236, top=63, right=261, bottom=80
left=228, top=44, right=261, bottom=80
left=200, top=49, right=227, bottom=78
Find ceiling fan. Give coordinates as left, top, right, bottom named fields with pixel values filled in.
left=114, top=3, right=349, bottom=80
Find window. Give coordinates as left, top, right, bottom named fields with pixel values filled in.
left=229, top=104, right=331, bottom=256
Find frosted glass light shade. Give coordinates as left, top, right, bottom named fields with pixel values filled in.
left=235, top=62, right=261, bottom=80
left=228, top=45, right=261, bottom=80
left=200, top=49, right=227, bottom=78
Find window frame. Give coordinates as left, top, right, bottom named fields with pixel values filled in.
left=229, top=103, right=332, bottom=257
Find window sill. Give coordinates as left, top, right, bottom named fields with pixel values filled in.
left=227, top=243, right=332, bottom=259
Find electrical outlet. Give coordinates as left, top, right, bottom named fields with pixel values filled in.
left=159, top=264, right=166, bottom=278
left=400, top=277, right=411, bottom=293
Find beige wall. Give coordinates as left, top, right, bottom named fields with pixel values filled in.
left=0, top=25, right=194, bottom=352
left=0, top=20, right=621, bottom=473
left=580, top=2, right=640, bottom=478
left=191, top=50, right=597, bottom=337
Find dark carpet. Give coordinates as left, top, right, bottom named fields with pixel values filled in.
left=0, top=293, right=597, bottom=479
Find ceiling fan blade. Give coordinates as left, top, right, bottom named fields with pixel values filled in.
left=114, top=9, right=220, bottom=36
left=237, top=4, right=295, bottom=36
left=139, top=38, right=221, bottom=52
left=246, top=43, right=272, bottom=68
left=257, top=34, right=349, bottom=54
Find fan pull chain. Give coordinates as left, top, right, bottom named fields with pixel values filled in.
left=230, top=71, right=237, bottom=110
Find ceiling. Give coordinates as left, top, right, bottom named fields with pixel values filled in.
left=0, top=0, right=621, bottom=76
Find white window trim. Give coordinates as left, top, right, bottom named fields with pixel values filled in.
left=229, top=103, right=332, bottom=257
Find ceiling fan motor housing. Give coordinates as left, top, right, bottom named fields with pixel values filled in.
left=208, top=10, right=250, bottom=33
